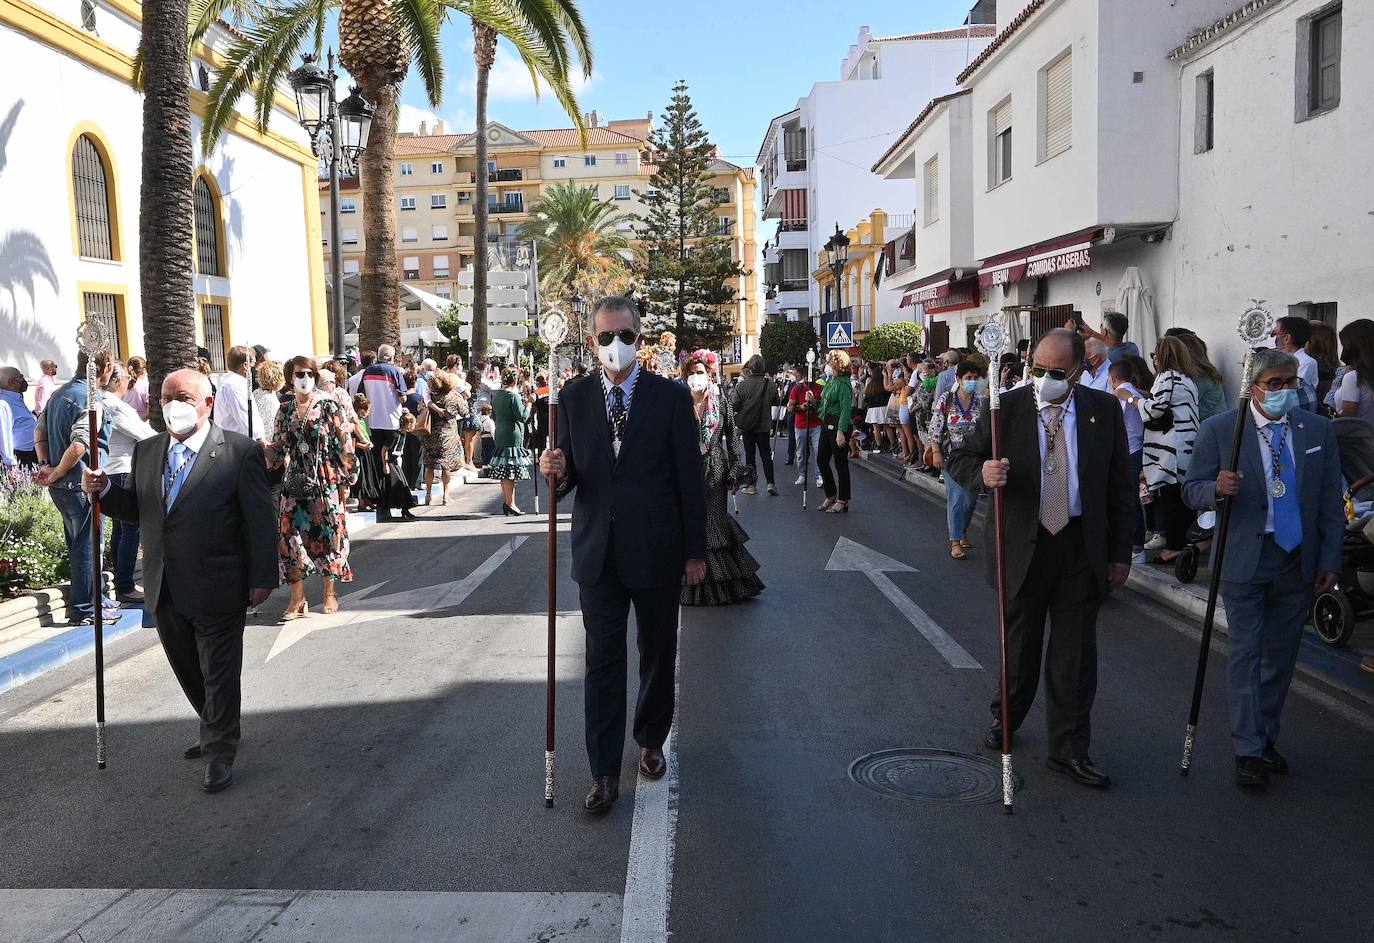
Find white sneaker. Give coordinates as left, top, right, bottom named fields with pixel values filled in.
left=1143, top=533, right=1166, bottom=551
left=1130, top=551, right=1148, bottom=565
left=816, top=476, right=824, bottom=488
left=794, top=475, right=805, bottom=486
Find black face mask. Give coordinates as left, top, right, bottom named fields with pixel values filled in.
left=17, top=380, right=28, bottom=393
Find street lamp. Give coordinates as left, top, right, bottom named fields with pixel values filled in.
left=823, top=223, right=851, bottom=319
left=571, top=292, right=591, bottom=364
left=289, top=51, right=373, bottom=361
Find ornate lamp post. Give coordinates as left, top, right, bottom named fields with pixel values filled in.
left=823, top=223, right=851, bottom=323
left=289, top=52, right=374, bottom=360
left=571, top=292, right=591, bottom=365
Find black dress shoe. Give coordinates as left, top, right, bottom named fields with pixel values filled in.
left=584, top=775, right=620, bottom=812
left=184, top=742, right=202, bottom=760
left=983, top=724, right=1013, bottom=752
left=1235, top=756, right=1269, bottom=789
left=1260, top=742, right=1289, bottom=775
left=1047, top=757, right=1112, bottom=788
left=639, top=748, right=667, bottom=780
left=202, top=760, right=233, bottom=793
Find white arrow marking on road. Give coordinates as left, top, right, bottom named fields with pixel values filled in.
left=265, top=536, right=528, bottom=662
left=825, top=537, right=982, bottom=670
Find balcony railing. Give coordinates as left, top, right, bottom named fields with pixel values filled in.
left=455, top=203, right=474, bottom=217
left=778, top=220, right=807, bottom=233
left=779, top=278, right=807, bottom=292
left=785, top=158, right=807, bottom=172
left=488, top=201, right=526, bottom=215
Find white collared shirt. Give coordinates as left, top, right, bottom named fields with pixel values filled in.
left=1081, top=362, right=1112, bottom=393
left=1250, top=402, right=1295, bottom=534
left=601, top=362, right=641, bottom=422
left=1036, top=392, right=1082, bottom=518
left=212, top=371, right=251, bottom=436
left=165, top=421, right=213, bottom=497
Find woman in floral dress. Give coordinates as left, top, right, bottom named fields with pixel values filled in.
left=269, top=355, right=353, bottom=619
left=679, top=351, right=764, bottom=606
left=420, top=370, right=468, bottom=506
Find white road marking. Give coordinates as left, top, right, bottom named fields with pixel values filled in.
left=265, top=536, right=529, bottom=661
left=0, top=888, right=620, bottom=942
left=826, top=537, right=982, bottom=670
left=619, top=628, right=682, bottom=943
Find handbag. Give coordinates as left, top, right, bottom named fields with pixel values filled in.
left=413, top=401, right=432, bottom=435
left=282, top=462, right=324, bottom=500
left=1142, top=408, right=1174, bottom=433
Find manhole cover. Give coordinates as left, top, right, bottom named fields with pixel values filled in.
left=848, top=748, right=1023, bottom=805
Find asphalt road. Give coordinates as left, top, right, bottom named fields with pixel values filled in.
left=1, top=445, right=1371, bottom=942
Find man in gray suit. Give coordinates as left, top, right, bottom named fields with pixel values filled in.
left=1183, top=348, right=1344, bottom=789
left=84, top=368, right=277, bottom=793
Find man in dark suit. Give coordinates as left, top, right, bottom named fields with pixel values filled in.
left=84, top=368, right=277, bottom=793
left=1183, top=348, right=1343, bottom=788
left=948, top=329, right=1135, bottom=788
left=540, top=296, right=707, bottom=812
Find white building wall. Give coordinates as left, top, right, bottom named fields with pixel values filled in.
left=0, top=4, right=320, bottom=379
left=1172, top=0, right=1374, bottom=388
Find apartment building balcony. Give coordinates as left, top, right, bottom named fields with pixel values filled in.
left=762, top=172, right=809, bottom=218
left=490, top=166, right=540, bottom=182
left=454, top=235, right=475, bottom=250
left=488, top=200, right=527, bottom=215
left=455, top=203, right=474, bottom=218
left=776, top=225, right=809, bottom=251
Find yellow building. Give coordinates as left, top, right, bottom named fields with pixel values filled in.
left=319, top=113, right=759, bottom=359
left=812, top=208, right=914, bottom=341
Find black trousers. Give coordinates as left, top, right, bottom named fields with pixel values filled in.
left=741, top=431, right=775, bottom=486
left=817, top=424, right=850, bottom=501
left=370, top=428, right=399, bottom=518
left=1153, top=482, right=1191, bottom=551
left=155, top=582, right=246, bottom=764
left=786, top=423, right=797, bottom=464
left=993, top=521, right=1102, bottom=761
left=579, top=549, right=680, bottom=777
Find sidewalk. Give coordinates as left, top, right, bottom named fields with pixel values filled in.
left=852, top=447, right=1374, bottom=707
left=0, top=486, right=443, bottom=696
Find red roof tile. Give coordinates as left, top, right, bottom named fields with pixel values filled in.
left=391, top=125, right=646, bottom=156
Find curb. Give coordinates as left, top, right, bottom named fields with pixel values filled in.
left=851, top=451, right=1374, bottom=708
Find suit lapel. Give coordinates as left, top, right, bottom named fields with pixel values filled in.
left=586, top=376, right=616, bottom=467
left=619, top=372, right=654, bottom=461
left=170, top=424, right=223, bottom=515
left=144, top=432, right=170, bottom=520
left=1292, top=413, right=1310, bottom=496
left=1239, top=409, right=1265, bottom=486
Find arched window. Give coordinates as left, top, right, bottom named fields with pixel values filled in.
left=72, top=134, right=114, bottom=259
left=193, top=175, right=222, bottom=276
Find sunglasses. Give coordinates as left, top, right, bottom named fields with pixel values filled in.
left=293, top=371, right=314, bottom=379
left=1029, top=366, right=1073, bottom=381
left=596, top=329, right=638, bottom=347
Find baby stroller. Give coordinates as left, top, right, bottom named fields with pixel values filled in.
left=1310, top=418, right=1374, bottom=646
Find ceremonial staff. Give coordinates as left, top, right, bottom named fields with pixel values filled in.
left=803, top=347, right=816, bottom=510
left=77, top=319, right=109, bottom=770
left=1180, top=304, right=1275, bottom=775
left=975, top=314, right=1013, bottom=813
left=539, top=308, right=569, bottom=806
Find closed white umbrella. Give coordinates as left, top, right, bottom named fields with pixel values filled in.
left=1117, top=266, right=1157, bottom=358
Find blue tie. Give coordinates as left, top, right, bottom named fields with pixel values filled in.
left=165, top=442, right=191, bottom=510
left=1269, top=424, right=1302, bottom=552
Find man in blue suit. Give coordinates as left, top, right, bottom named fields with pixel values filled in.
left=1183, top=348, right=1344, bottom=789
left=541, top=296, right=707, bottom=812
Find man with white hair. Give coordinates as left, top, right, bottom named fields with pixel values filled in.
left=84, top=368, right=277, bottom=794
left=1080, top=337, right=1113, bottom=392
left=416, top=357, right=437, bottom=402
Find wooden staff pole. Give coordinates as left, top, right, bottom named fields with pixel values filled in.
left=78, top=321, right=108, bottom=770
left=540, top=312, right=568, bottom=807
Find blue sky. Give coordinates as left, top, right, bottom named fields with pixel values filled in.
left=359, top=0, right=981, bottom=162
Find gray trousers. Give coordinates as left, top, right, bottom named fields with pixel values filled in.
left=155, top=581, right=246, bottom=764
left=1219, top=537, right=1309, bottom=758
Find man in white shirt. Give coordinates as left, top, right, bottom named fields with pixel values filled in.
left=211, top=346, right=256, bottom=438
left=347, top=351, right=375, bottom=396
left=1080, top=338, right=1113, bottom=393
left=1271, top=316, right=1318, bottom=412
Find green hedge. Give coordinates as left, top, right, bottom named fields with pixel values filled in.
left=0, top=475, right=71, bottom=594
left=859, top=321, right=924, bottom=363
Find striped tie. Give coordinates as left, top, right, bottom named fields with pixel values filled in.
left=1040, top=405, right=1069, bottom=534
left=164, top=442, right=190, bottom=510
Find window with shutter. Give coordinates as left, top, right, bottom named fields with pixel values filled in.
left=923, top=156, right=939, bottom=226
left=1041, top=52, right=1072, bottom=160
left=990, top=99, right=1013, bottom=187
left=72, top=134, right=116, bottom=260
left=1309, top=7, right=1341, bottom=114
left=193, top=176, right=222, bottom=276
left=200, top=303, right=226, bottom=369
left=1194, top=71, right=1215, bottom=153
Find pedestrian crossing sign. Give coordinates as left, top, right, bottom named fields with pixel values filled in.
left=827, top=321, right=853, bottom=349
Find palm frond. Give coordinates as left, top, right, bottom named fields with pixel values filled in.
left=200, top=0, right=327, bottom=153
left=394, top=0, right=446, bottom=108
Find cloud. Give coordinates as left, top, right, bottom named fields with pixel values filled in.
left=398, top=103, right=440, bottom=134
left=397, top=101, right=475, bottom=136
left=459, top=47, right=595, bottom=102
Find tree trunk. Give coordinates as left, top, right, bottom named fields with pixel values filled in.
left=471, top=23, right=498, bottom=361
left=358, top=76, right=400, bottom=354
left=138, top=0, right=197, bottom=431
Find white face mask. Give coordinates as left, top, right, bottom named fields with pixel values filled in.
left=1032, top=372, right=1071, bottom=404
left=294, top=375, right=316, bottom=394
left=824, top=365, right=835, bottom=378
left=597, top=337, right=637, bottom=373
left=162, top=399, right=202, bottom=436
left=686, top=373, right=709, bottom=393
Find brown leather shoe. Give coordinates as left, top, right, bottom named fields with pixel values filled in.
left=584, top=775, right=620, bottom=812
left=639, top=747, right=667, bottom=780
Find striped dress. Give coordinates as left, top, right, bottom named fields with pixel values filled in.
left=1141, top=370, right=1200, bottom=489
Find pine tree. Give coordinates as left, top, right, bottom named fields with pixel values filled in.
left=634, top=81, right=744, bottom=353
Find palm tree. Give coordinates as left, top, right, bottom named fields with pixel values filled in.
left=135, top=0, right=199, bottom=427
left=468, top=0, right=592, bottom=360
left=195, top=0, right=590, bottom=354
left=520, top=181, right=628, bottom=287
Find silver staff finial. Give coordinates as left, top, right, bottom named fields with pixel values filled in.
left=1237, top=303, right=1274, bottom=346
left=539, top=309, right=569, bottom=347
left=975, top=312, right=1008, bottom=360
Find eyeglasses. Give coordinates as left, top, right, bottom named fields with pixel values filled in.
left=596, top=329, right=638, bottom=346
left=1252, top=376, right=1300, bottom=392
left=1029, top=366, right=1073, bottom=381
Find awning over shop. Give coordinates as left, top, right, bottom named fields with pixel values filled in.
left=977, top=227, right=1103, bottom=289
left=899, top=272, right=979, bottom=313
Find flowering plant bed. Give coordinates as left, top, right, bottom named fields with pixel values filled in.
left=0, top=469, right=71, bottom=595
